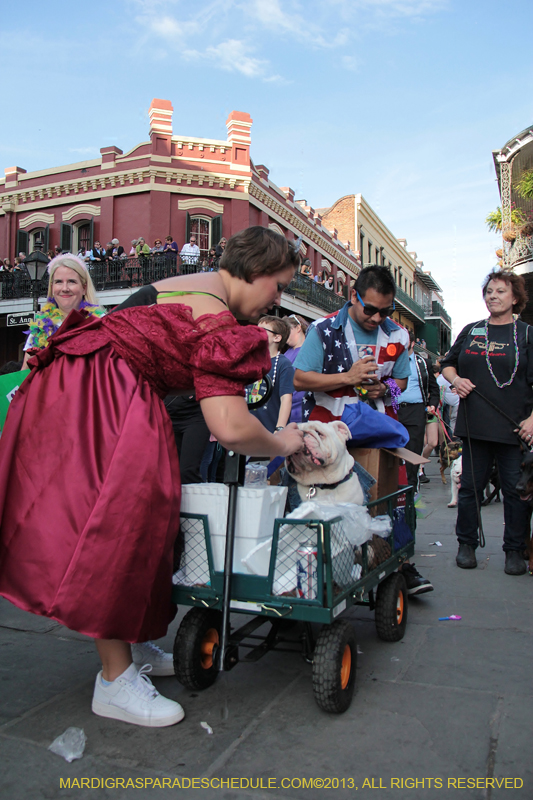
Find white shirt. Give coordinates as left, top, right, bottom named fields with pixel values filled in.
left=437, top=374, right=460, bottom=407
left=180, top=243, right=200, bottom=263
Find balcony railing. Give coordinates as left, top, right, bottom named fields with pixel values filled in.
left=0, top=256, right=347, bottom=316
left=394, top=286, right=425, bottom=320
left=509, top=233, right=533, bottom=269
left=426, top=300, right=451, bottom=326
left=283, top=272, right=346, bottom=314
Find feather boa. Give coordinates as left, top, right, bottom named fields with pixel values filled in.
left=25, top=299, right=106, bottom=350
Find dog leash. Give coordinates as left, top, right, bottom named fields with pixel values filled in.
left=463, top=398, right=486, bottom=548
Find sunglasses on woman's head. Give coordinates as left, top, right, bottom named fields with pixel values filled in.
left=356, top=290, right=395, bottom=318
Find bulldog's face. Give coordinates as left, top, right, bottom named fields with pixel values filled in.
left=286, top=420, right=354, bottom=487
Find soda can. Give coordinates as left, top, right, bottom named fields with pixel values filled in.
left=296, top=543, right=318, bottom=599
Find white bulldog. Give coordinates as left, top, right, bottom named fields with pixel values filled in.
left=285, top=420, right=364, bottom=505
left=448, top=455, right=462, bottom=508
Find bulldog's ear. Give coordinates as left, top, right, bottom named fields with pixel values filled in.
left=331, top=421, right=351, bottom=442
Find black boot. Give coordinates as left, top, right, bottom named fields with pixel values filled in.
left=504, top=550, right=526, bottom=576
left=456, top=543, right=477, bottom=569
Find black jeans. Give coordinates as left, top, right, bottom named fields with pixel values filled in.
left=456, top=438, right=531, bottom=552
left=398, top=402, right=426, bottom=489
left=164, top=396, right=211, bottom=484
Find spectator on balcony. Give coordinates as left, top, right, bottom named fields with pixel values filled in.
left=300, top=258, right=312, bottom=277
left=22, top=253, right=105, bottom=368
left=163, top=235, right=178, bottom=259
left=129, top=239, right=138, bottom=257
left=152, top=239, right=164, bottom=254
left=206, top=247, right=218, bottom=270
left=215, top=237, right=227, bottom=261
left=89, top=241, right=106, bottom=264
left=180, top=234, right=200, bottom=266
left=323, top=274, right=333, bottom=291
left=135, top=237, right=151, bottom=258
left=77, top=246, right=90, bottom=264
left=314, top=270, right=325, bottom=285
left=107, top=238, right=126, bottom=261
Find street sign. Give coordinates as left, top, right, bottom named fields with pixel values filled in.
left=6, top=313, right=34, bottom=327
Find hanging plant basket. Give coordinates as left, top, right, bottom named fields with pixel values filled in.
left=495, top=248, right=503, bottom=258
left=502, top=229, right=517, bottom=242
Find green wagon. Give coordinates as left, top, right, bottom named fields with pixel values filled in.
left=171, top=454, right=416, bottom=714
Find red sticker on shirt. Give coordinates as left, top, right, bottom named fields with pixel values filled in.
left=379, top=343, right=405, bottom=363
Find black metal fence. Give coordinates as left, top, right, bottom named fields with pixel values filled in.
left=0, top=256, right=347, bottom=315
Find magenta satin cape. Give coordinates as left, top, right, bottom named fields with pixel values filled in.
left=0, top=306, right=270, bottom=642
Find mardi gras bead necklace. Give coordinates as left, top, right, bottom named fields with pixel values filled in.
left=484, top=318, right=519, bottom=389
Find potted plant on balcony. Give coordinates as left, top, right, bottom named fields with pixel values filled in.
left=485, top=205, right=526, bottom=241
left=516, top=168, right=533, bottom=200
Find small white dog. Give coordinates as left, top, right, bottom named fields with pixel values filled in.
left=448, top=455, right=462, bottom=508
left=285, top=420, right=364, bottom=504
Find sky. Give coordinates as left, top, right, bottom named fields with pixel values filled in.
left=3, top=0, right=533, bottom=337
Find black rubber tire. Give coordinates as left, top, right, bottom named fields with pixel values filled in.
left=375, top=572, right=408, bottom=642
left=173, top=607, right=222, bottom=690
left=312, top=619, right=357, bottom=714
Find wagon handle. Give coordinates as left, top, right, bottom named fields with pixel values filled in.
left=189, top=595, right=220, bottom=608
left=260, top=604, right=293, bottom=618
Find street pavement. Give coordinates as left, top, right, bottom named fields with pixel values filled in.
left=1, top=455, right=532, bottom=800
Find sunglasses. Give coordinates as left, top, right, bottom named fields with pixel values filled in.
left=260, top=327, right=280, bottom=337
left=288, top=314, right=301, bottom=324
left=356, top=290, right=395, bottom=318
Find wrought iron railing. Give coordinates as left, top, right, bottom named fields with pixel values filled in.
left=394, top=286, right=425, bottom=320
left=509, top=233, right=533, bottom=269
left=426, top=300, right=451, bottom=326
left=0, top=256, right=347, bottom=316
left=283, top=272, right=346, bottom=314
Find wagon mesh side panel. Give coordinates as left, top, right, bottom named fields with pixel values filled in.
left=270, top=519, right=356, bottom=600
left=329, top=520, right=357, bottom=592
left=271, top=521, right=318, bottom=598
left=172, top=516, right=210, bottom=587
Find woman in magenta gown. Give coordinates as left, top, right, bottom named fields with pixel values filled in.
left=0, top=227, right=304, bottom=727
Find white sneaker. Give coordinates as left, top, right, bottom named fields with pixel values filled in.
left=132, top=641, right=175, bottom=676
left=92, top=663, right=185, bottom=727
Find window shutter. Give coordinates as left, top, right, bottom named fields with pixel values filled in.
left=44, top=225, right=49, bottom=253
left=211, top=215, right=222, bottom=247
left=61, top=223, right=72, bottom=253
left=185, top=212, right=191, bottom=243
left=16, top=230, right=28, bottom=256
left=89, top=217, right=94, bottom=249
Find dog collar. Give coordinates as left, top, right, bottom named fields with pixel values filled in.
left=306, top=468, right=354, bottom=500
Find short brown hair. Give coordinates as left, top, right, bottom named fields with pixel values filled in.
left=219, top=226, right=300, bottom=283
left=258, top=315, right=291, bottom=350
left=482, top=269, right=528, bottom=314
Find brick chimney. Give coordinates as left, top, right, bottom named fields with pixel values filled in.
left=226, top=111, right=252, bottom=170
left=149, top=99, right=173, bottom=158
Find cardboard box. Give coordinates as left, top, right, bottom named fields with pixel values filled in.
left=349, top=447, right=429, bottom=504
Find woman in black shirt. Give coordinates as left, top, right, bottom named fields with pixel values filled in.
left=441, top=270, right=533, bottom=576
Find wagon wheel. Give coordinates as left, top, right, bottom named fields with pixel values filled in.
left=173, top=607, right=222, bottom=690
left=375, top=572, right=408, bottom=642
left=312, top=619, right=357, bottom=714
